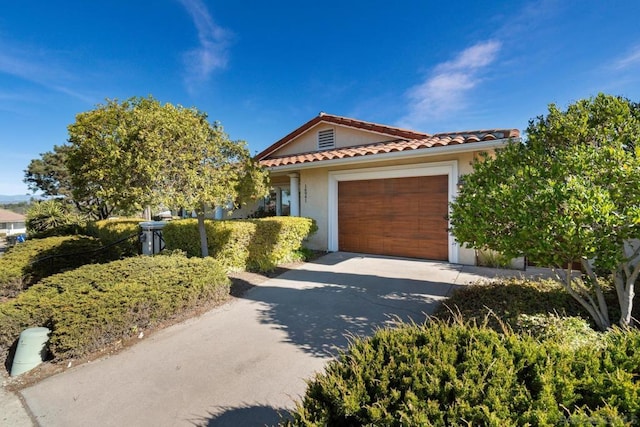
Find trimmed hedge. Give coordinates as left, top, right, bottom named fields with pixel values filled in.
left=0, top=235, right=104, bottom=296
left=0, top=253, right=230, bottom=360
left=285, top=321, right=640, bottom=426
left=163, top=217, right=317, bottom=271
left=86, top=218, right=144, bottom=258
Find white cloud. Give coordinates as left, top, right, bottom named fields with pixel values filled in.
left=178, top=0, right=231, bottom=90
left=398, top=40, right=501, bottom=129
left=612, top=45, right=640, bottom=70
left=0, top=45, right=94, bottom=103
left=437, top=40, right=502, bottom=72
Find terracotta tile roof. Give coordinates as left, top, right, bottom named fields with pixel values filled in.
left=256, top=113, right=430, bottom=160
left=0, top=208, right=25, bottom=222
left=260, top=129, right=520, bottom=168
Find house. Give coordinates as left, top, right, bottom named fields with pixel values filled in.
left=254, top=113, right=520, bottom=265
left=0, top=208, right=26, bottom=236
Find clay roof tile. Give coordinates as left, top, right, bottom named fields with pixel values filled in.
left=259, top=125, right=519, bottom=168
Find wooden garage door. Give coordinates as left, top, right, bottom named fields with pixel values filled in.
left=338, top=175, right=449, bottom=260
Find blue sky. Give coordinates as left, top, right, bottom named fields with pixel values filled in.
left=1, top=1, right=640, bottom=195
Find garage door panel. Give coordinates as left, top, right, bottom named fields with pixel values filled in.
left=338, top=175, right=449, bottom=261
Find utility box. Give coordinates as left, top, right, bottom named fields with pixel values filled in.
left=11, top=327, right=51, bottom=376
left=139, top=221, right=167, bottom=255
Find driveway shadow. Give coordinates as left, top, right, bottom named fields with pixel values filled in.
left=191, top=404, right=288, bottom=426
left=240, top=254, right=461, bottom=358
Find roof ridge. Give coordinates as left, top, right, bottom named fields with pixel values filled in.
left=255, top=113, right=431, bottom=160
left=432, top=129, right=520, bottom=138
left=316, top=113, right=431, bottom=139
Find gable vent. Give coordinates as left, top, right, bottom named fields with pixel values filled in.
left=318, top=129, right=335, bottom=150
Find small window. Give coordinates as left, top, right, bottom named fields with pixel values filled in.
left=318, top=129, right=335, bottom=150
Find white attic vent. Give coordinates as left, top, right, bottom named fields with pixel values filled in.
left=318, top=129, right=335, bottom=150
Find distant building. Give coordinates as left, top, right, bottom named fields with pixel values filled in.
left=0, top=208, right=26, bottom=236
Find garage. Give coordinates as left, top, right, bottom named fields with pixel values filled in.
left=338, top=175, right=449, bottom=260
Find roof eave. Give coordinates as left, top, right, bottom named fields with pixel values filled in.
left=263, top=137, right=518, bottom=173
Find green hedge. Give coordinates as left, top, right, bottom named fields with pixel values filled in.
left=0, top=253, right=230, bottom=360
left=86, top=218, right=144, bottom=258
left=286, top=321, right=640, bottom=426
left=163, top=217, right=317, bottom=271
left=0, top=235, right=104, bottom=296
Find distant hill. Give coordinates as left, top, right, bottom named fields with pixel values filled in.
left=0, top=194, right=33, bottom=204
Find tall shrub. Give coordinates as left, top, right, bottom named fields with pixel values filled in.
left=163, top=217, right=317, bottom=271
left=450, top=94, right=640, bottom=330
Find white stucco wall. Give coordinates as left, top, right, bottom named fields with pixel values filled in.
left=299, top=168, right=329, bottom=249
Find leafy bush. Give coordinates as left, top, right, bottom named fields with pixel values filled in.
left=434, top=277, right=639, bottom=333
left=0, top=235, right=104, bottom=296
left=25, top=199, right=86, bottom=238
left=163, top=217, right=317, bottom=271
left=0, top=253, right=229, bottom=360
left=285, top=321, right=640, bottom=426
left=86, top=218, right=144, bottom=258
left=435, top=278, right=586, bottom=330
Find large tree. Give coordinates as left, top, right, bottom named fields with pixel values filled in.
left=137, top=100, right=269, bottom=256
left=66, top=96, right=269, bottom=256
left=66, top=97, right=161, bottom=217
left=450, top=94, right=640, bottom=330
left=24, top=145, right=115, bottom=219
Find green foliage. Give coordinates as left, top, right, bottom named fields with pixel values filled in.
left=0, top=235, right=104, bottom=297
left=163, top=217, right=317, bottom=271
left=65, top=96, right=269, bottom=252
left=24, top=145, right=73, bottom=199
left=450, top=94, right=640, bottom=329
left=25, top=199, right=86, bottom=238
left=0, top=253, right=230, bottom=360
left=64, top=96, right=271, bottom=257
left=24, top=144, right=114, bottom=219
left=86, top=218, right=143, bottom=258
left=434, top=278, right=585, bottom=329
left=516, top=314, right=603, bottom=350
left=286, top=321, right=640, bottom=426
left=66, top=97, right=156, bottom=215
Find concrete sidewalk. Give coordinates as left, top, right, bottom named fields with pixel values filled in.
left=7, top=253, right=547, bottom=426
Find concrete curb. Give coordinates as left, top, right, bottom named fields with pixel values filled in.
left=1, top=372, right=35, bottom=427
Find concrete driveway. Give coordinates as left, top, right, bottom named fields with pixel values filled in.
left=16, top=252, right=538, bottom=426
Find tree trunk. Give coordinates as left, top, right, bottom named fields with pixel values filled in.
left=619, top=283, right=634, bottom=327
left=556, top=266, right=610, bottom=331
left=144, top=206, right=152, bottom=221
left=616, top=258, right=640, bottom=328
left=197, top=204, right=209, bottom=258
